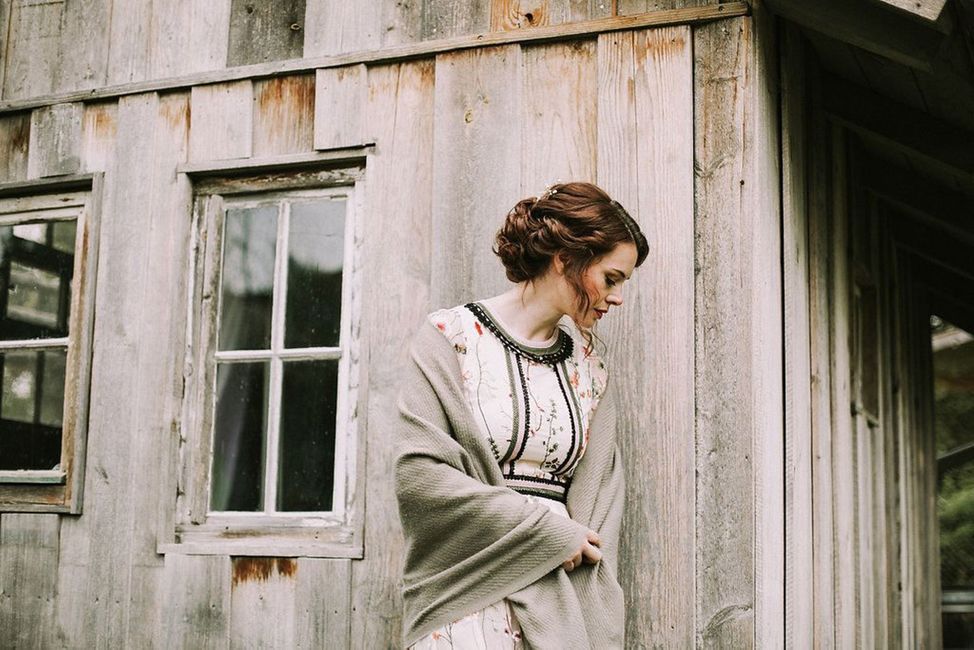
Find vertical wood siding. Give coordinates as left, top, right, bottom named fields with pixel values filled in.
left=596, top=25, right=696, bottom=649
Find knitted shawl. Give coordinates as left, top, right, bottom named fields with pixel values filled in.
left=394, top=318, right=626, bottom=649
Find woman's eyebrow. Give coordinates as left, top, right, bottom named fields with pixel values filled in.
left=609, top=268, right=630, bottom=280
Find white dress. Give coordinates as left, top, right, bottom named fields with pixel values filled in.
left=410, top=300, right=608, bottom=649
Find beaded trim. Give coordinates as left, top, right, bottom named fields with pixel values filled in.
left=464, top=302, right=573, bottom=365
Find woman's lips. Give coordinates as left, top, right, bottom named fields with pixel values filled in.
left=594, top=308, right=607, bottom=320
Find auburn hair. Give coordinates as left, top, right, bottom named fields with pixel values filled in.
left=492, top=181, right=649, bottom=338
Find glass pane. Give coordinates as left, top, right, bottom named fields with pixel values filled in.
left=218, top=206, right=277, bottom=351
left=0, top=349, right=66, bottom=470
left=211, top=361, right=269, bottom=511
left=0, top=221, right=75, bottom=340
left=51, top=221, right=77, bottom=254
left=932, top=318, right=974, bottom=648
left=278, top=359, right=339, bottom=511
left=284, top=199, right=346, bottom=348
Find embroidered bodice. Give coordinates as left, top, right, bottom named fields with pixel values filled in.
left=426, top=300, right=608, bottom=502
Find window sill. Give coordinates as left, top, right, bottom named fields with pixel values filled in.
left=158, top=540, right=363, bottom=558
left=162, top=518, right=363, bottom=558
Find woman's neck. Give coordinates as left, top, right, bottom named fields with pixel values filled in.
left=480, top=283, right=565, bottom=343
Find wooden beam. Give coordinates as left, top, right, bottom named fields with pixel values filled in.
left=823, top=73, right=974, bottom=181
left=863, top=0, right=951, bottom=29
left=911, top=256, right=974, bottom=333
left=0, top=2, right=748, bottom=114
left=861, top=157, right=974, bottom=245
left=889, top=211, right=974, bottom=282
left=764, top=0, right=947, bottom=71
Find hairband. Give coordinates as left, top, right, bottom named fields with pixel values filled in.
left=610, top=199, right=637, bottom=243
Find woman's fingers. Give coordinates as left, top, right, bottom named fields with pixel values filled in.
left=562, top=549, right=582, bottom=572
left=586, top=529, right=601, bottom=547
left=582, top=542, right=603, bottom=564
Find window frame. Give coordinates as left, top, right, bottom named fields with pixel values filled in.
left=166, top=157, right=367, bottom=558
left=0, top=174, right=102, bottom=514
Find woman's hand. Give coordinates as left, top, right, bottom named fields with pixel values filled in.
left=562, top=529, right=602, bottom=572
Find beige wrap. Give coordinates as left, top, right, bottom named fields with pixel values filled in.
left=394, top=318, right=627, bottom=649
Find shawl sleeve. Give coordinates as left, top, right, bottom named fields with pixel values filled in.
left=393, top=320, right=592, bottom=646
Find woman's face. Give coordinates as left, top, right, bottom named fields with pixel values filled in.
left=563, top=242, right=638, bottom=329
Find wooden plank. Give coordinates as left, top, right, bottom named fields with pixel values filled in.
left=227, top=0, right=306, bottom=67
left=80, top=102, right=118, bottom=174
left=748, top=6, right=785, bottom=646
left=780, top=20, right=813, bottom=649
left=54, top=91, right=191, bottom=647
left=0, top=514, right=60, bottom=649
left=618, top=0, right=713, bottom=12
left=178, top=149, right=370, bottom=177
left=189, top=81, right=254, bottom=162
left=160, top=554, right=231, bottom=649
left=806, top=58, right=836, bottom=647
left=521, top=39, right=597, bottom=190
left=423, top=0, right=490, bottom=39
left=828, top=123, right=858, bottom=648
left=0, top=3, right=750, bottom=114
left=27, top=102, right=84, bottom=178
left=53, top=0, right=111, bottom=92
left=106, top=0, right=153, bottom=85
left=865, top=0, right=949, bottom=26
left=430, top=44, right=522, bottom=307
left=253, top=74, right=316, bottom=156
left=294, top=558, right=351, bottom=648
left=491, top=0, right=612, bottom=30
left=349, top=58, right=434, bottom=650
left=150, top=0, right=232, bottom=77
left=0, top=112, right=30, bottom=182
left=314, top=65, right=369, bottom=151
left=228, top=558, right=298, bottom=646
left=1, top=0, right=63, bottom=100
left=596, top=25, right=695, bottom=649
left=303, top=0, right=382, bottom=56
left=764, top=0, right=946, bottom=72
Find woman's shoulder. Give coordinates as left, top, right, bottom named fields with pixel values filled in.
left=425, top=303, right=475, bottom=355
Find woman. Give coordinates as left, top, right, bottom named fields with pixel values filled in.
left=394, top=181, right=649, bottom=649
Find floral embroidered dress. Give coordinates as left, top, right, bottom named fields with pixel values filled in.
left=409, top=300, right=608, bottom=650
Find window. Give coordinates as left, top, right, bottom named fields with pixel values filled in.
left=170, top=160, right=365, bottom=557
left=0, top=177, right=101, bottom=513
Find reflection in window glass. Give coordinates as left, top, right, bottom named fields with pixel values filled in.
left=7, top=262, right=62, bottom=329
left=51, top=221, right=77, bottom=254
left=218, top=206, right=277, bottom=351
left=0, top=349, right=66, bottom=470
left=211, top=361, right=270, bottom=512
left=931, top=316, right=974, bottom=648
left=278, top=359, right=339, bottom=511
left=0, top=221, right=75, bottom=340
left=285, top=199, right=346, bottom=348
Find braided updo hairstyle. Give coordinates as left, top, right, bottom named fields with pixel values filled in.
left=493, top=181, right=649, bottom=325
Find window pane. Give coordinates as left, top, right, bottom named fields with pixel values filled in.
left=278, top=359, right=339, bottom=511
left=211, top=361, right=269, bottom=511
left=218, top=206, right=277, bottom=351
left=0, top=222, right=75, bottom=340
left=932, top=319, right=974, bottom=648
left=284, top=199, right=345, bottom=349
left=0, top=349, right=66, bottom=470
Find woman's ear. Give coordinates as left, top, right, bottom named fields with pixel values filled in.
left=551, top=253, right=565, bottom=276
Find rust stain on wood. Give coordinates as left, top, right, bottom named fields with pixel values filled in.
left=231, top=557, right=297, bottom=586
left=253, top=74, right=315, bottom=155
left=160, top=95, right=190, bottom=131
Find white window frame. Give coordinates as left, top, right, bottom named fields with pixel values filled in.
left=0, top=174, right=102, bottom=514
left=165, top=158, right=366, bottom=558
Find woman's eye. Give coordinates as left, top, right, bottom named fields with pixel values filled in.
left=605, top=277, right=616, bottom=287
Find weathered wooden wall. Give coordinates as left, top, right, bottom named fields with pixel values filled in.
left=0, top=2, right=809, bottom=648
left=780, top=31, right=946, bottom=646
left=0, top=0, right=746, bottom=103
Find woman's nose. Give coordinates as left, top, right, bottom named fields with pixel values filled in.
left=607, top=293, right=623, bottom=307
